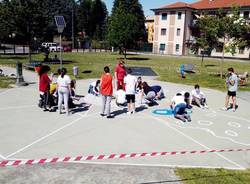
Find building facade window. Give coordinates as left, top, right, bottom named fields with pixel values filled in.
left=161, top=28, right=167, bottom=35
left=177, top=28, right=181, bottom=36
left=178, top=12, right=182, bottom=19
left=244, top=11, right=249, bottom=19
left=162, top=13, right=168, bottom=20
left=160, top=44, right=166, bottom=51
left=176, top=44, right=180, bottom=52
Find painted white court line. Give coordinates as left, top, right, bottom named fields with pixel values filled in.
left=145, top=114, right=245, bottom=169
left=0, top=105, right=36, bottom=111
left=67, top=161, right=245, bottom=171
left=5, top=106, right=92, bottom=159
left=0, top=88, right=15, bottom=95
left=214, top=109, right=250, bottom=124
left=198, top=120, right=214, bottom=126
left=169, top=124, right=250, bottom=146
left=0, top=154, right=6, bottom=160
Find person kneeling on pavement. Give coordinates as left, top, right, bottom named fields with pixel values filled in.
left=171, top=93, right=191, bottom=122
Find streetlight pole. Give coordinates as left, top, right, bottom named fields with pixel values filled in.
left=54, top=16, right=66, bottom=69
left=60, top=33, right=62, bottom=69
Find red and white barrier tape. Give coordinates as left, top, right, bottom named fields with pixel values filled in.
left=1, top=148, right=250, bottom=167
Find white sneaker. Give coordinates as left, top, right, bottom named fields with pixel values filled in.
left=221, top=107, right=228, bottom=111
left=201, top=105, right=205, bottom=109
left=127, top=111, right=132, bottom=115
left=204, top=104, right=209, bottom=109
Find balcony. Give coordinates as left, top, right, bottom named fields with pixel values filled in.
left=189, top=19, right=198, bottom=28
left=185, top=36, right=196, bottom=44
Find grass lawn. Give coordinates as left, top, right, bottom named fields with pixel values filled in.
left=175, top=168, right=250, bottom=184
left=0, top=52, right=250, bottom=91
left=0, top=76, right=15, bottom=88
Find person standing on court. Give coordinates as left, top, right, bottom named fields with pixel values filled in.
left=57, top=68, right=71, bottom=115
left=115, top=60, right=126, bottom=90
left=39, top=65, right=51, bottom=111
left=100, top=66, right=114, bottom=118
left=223, top=67, right=238, bottom=112
left=124, top=68, right=137, bottom=114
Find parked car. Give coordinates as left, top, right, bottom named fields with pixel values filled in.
left=41, top=42, right=62, bottom=52
left=49, top=44, right=63, bottom=52
left=63, top=45, right=72, bottom=52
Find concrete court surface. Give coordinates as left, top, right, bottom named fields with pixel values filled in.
left=0, top=66, right=250, bottom=183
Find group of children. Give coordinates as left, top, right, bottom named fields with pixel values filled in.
left=38, top=62, right=240, bottom=122
left=170, top=84, right=208, bottom=122
left=87, top=70, right=208, bottom=122
left=38, top=65, right=78, bottom=116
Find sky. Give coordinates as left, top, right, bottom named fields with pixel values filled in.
left=103, top=0, right=197, bottom=16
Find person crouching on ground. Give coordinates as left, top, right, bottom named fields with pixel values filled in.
left=171, top=93, right=191, bottom=122
left=191, top=84, right=208, bottom=109
left=151, top=85, right=165, bottom=100
left=38, top=65, right=51, bottom=111
left=223, top=67, right=238, bottom=112
left=116, top=85, right=126, bottom=107
left=180, top=91, right=192, bottom=109
left=57, top=68, right=71, bottom=115
left=88, top=80, right=101, bottom=96
left=100, top=66, right=114, bottom=118
left=124, top=68, right=137, bottom=114
left=136, top=76, right=142, bottom=93
left=141, top=82, right=156, bottom=105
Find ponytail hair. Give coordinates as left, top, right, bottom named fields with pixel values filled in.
left=61, top=68, right=67, bottom=78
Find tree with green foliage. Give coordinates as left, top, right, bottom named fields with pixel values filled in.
left=42, top=0, right=76, bottom=41
left=191, top=8, right=250, bottom=77
left=5, top=0, right=47, bottom=61
left=191, top=15, right=219, bottom=66
left=0, top=1, right=12, bottom=45
left=77, top=0, right=107, bottom=40
left=108, top=0, right=146, bottom=58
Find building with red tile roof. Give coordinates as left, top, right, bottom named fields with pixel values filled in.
left=151, top=0, right=250, bottom=58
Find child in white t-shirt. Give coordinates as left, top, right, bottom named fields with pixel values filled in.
left=191, top=84, right=208, bottom=109
left=116, top=85, right=126, bottom=107
left=88, top=80, right=100, bottom=96
left=171, top=93, right=191, bottom=122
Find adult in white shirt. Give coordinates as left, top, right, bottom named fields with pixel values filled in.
left=57, top=68, right=71, bottom=115
left=124, top=68, right=137, bottom=114
left=171, top=93, right=191, bottom=122
left=191, top=84, right=208, bottom=109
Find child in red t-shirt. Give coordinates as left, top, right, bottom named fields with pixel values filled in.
left=100, top=66, right=114, bottom=118
left=115, top=60, right=126, bottom=90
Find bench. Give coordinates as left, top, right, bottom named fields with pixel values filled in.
left=184, top=64, right=195, bottom=73
left=238, top=72, right=249, bottom=86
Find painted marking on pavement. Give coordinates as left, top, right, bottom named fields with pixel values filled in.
left=225, top=130, right=238, bottom=137
left=144, top=114, right=245, bottom=169
left=5, top=105, right=92, bottom=159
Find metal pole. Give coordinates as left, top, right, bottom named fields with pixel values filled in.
left=60, top=34, right=62, bottom=69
